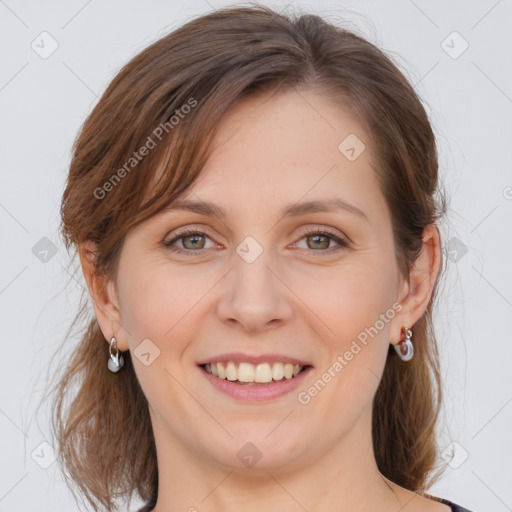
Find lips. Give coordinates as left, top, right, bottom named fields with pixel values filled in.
left=199, top=362, right=313, bottom=401
left=196, top=352, right=313, bottom=398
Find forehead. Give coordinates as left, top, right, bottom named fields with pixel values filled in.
left=167, top=88, right=384, bottom=225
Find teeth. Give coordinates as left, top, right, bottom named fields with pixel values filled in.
left=272, top=362, right=284, bottom=381
left=226, top=361, right=237, bottom=381
left=255, top=363, right=272, bottom=383
left=238, top=362, right=255, bottom=382
left=204, top=361, right=305, bottom=383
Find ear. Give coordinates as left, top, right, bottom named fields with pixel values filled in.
left=390, top=224, right=442, bottom=345
left=78, top=241, right=129, bottom=351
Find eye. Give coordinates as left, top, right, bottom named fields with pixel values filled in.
left=164, top=228, right=217, bottom=255
left=164, top=226, right=350, bottom=257
left=293, top=228, right=350, bottom=255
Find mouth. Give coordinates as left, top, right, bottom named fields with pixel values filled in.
left=199, top=361, right=312, bottom=386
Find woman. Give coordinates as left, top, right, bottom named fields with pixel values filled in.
left=51, top=4, right=476, bottom=512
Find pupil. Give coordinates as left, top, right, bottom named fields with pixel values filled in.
left=309, top=235, right=329, bottom=250
left=184, top=235, right=204, bottom=249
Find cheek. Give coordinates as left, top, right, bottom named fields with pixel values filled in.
left=118, top=258, right=222, bottom=354
left=116, top=261, right=201, bottom=406
left=290, top=258, right=398, bottom=411
left=115, top=260, right=178, bottom=362
left=118, top=270, right=168, bottom=341
left=295, top=265, right=396, bottom=411
left=293, top=258, right=397, bottom=343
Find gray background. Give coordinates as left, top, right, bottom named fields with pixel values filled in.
left=1, top=1, right=511, bottom=511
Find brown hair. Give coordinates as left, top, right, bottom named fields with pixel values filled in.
left=50, top=3, right=447, bottom=511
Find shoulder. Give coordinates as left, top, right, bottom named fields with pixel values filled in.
left=405, top=495, right=474, bottom=512
left=384, top=481, right=471, bottom=512
left=435, top=497, right=477, bottom=512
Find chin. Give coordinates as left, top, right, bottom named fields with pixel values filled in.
left=202, top=432, right=305, bottom=473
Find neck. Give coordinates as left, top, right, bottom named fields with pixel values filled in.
left=149, top=407, right=406, bottom=512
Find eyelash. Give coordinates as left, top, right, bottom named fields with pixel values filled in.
left=164, top=227, right=350, bottom=257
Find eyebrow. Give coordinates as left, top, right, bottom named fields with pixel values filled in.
left=163, top=197, right=369, bottom=222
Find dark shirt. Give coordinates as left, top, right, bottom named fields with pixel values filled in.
left=438, top=497, right=475, bottom=511
left=138, top=495, right=475, bottom=511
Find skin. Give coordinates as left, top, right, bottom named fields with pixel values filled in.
left=81, top=87, right=446, bottom=512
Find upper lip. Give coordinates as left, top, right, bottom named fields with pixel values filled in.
left=196, top=352, right=313, bottom=367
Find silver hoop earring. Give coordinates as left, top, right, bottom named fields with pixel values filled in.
left=394, top=327, right=414, bottom=362
left=108, top=337, right=124, bottom=373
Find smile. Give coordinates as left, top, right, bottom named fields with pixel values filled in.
left=203, top=361, right=306, bottom=385
left=199, top=360, right=313, bottom=401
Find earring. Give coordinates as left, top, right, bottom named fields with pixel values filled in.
left=108, top=337, right=124, bottom=373
left=394, top=327, right=414, bottom=362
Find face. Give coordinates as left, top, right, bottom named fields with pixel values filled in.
left=103, top=88, right=410, bottom=472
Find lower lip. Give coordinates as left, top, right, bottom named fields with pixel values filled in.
left=199, top=365, right=313, bottom=402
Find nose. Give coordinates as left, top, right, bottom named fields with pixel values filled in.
left=216, top=248, right=294, bottom=333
